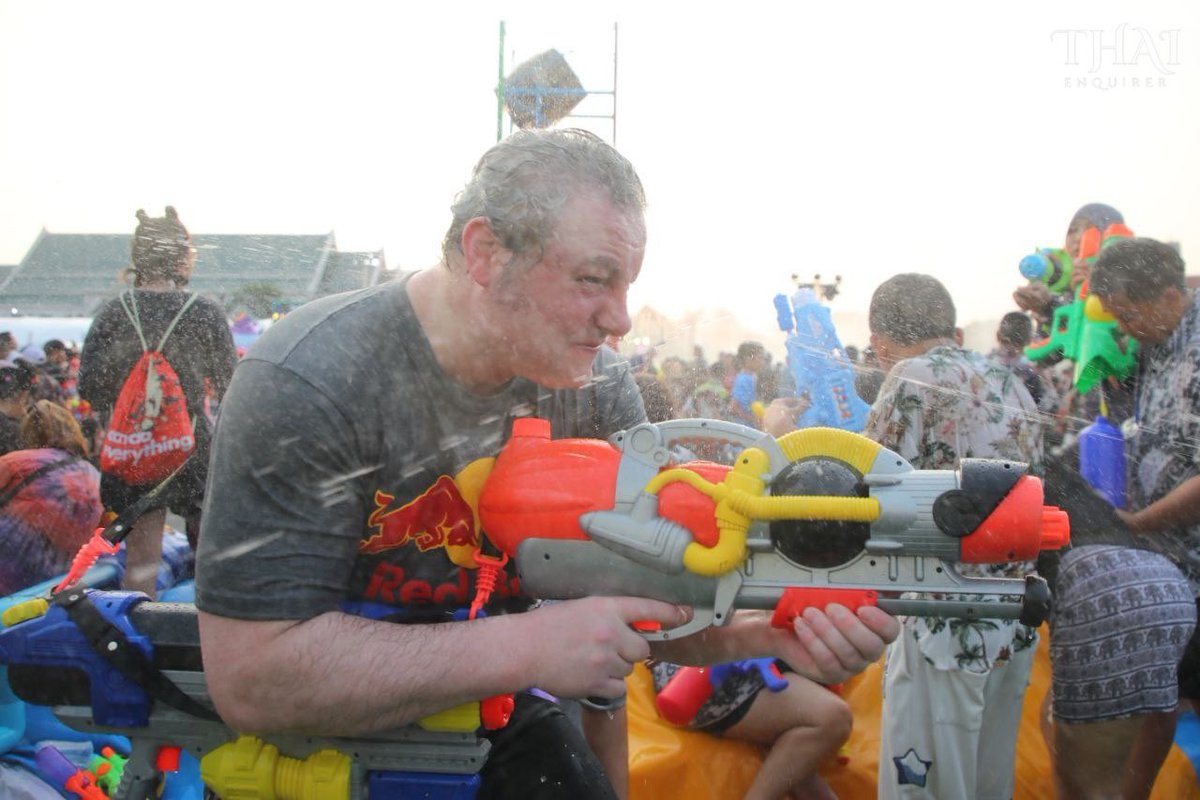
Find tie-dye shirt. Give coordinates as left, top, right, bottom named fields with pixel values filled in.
left=0, top=447, right=103, bottom=595
left=865, top=344, right=1044, bottom=672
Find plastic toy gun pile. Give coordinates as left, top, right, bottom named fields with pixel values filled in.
left=0, top=418, right=1070, bottom=798
left=1022, top=222, right=1139, bottom=393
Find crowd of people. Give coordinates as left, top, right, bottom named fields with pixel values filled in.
left=3, top=130, right=1199, bottom=800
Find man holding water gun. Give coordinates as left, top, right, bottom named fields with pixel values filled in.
left=192, top=129, right=898, bottom=800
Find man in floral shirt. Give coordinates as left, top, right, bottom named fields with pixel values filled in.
left=866, top=274, right=1043, bottom=800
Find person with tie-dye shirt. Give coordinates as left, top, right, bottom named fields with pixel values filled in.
left=0, top=401, right=102, bottom=595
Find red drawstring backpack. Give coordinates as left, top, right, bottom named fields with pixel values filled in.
left=99, top=292, right=199, bottom=485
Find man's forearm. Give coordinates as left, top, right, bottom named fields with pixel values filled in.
left=199, top=594, right=671, bottom=737
left=199, top=609, right=533, bottom=736
left=1129, top=474, right=1200, bottom=534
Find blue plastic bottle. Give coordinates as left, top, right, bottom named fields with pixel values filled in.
left=1079, top=415, right=1127, bottom=508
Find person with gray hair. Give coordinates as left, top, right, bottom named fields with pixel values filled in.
left=193, top=129, right=897, bottom=800
left=865, top=273, right=1044, bottom=800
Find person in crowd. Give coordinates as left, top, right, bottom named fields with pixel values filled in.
left=0, top=332, right=16, bottom=363
left=649, top=657, right=849, bottom=800
left=1047, top=236, right=1200, bottom=800
left=1016, top=203, right=1136, bottom=445
left=864, top=274, right=1043, bottom=800
left=78, top=206, right=237, bottom=596
left=13, top=345, right=68, bottom=404
left=989, top=310, right=1059, bottom=414
left=0, top=360, right=35, bottom=456
left=636, top=364, right=848, bottom=800
left=658, top=355, right=694, bottom=416
left=853, top=346, right=885, bottom=405
left=1013, top=202, right=1126, bottom=329
left=729, top=341, right=767, bottom=427
left=0, top=400, right=102, bottom=595
left=634, top=372, right=676, bottom=424
left=41, top=339, right=74, bottom=392
left=193, top=129, right=898, bottom=800
left=681, top=362, right=732, bottom=420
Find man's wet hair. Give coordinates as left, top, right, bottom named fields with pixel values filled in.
left=1091, top=238, right=1186, bottom=303
left=997, top=311, right=1033, bottom=348
left=869, top=273, right=956, bottom=345
left=130, top=206, right=192, bottom=287
left=441, top=128, right=647, bottom=266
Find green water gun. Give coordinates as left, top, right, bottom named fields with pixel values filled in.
left=1024, top=223, right=1139, bottom=391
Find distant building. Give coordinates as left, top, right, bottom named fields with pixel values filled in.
left=0, top=229, right=388, bottom=317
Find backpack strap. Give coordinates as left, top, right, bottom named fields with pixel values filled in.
left=118, top=291, right=199, bottom=353
left=118, top=291, right=150, bottom=353
left=155, top=293, right=199, bottom=352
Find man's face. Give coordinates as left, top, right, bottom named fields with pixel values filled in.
left=490, top=191, right=645, bottom=389
left=1098, top=288, right=1182, bottom=345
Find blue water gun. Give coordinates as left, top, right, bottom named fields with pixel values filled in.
left=774, top=286, right=871, bottom=431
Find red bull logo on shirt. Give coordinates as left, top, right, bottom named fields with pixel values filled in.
left=361, top=476, right=478, bottom=555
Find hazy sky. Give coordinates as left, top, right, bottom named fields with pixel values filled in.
left=2, top=1, right=1197, bottom=336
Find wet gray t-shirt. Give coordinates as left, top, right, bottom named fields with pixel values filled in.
left=195, top=275, right=645, bottom=621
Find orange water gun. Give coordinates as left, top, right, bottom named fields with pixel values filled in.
left=471, top=418, right=1069, bottom=641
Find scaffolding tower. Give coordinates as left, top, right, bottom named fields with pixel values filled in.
left=495, top=21, right=619, bottom=144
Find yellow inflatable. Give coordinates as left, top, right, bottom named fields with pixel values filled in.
left=629, top=629, right=1200, bottom=799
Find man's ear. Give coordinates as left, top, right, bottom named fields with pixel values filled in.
left=870, top=331, right=893, bottom=367
left=461, top=217, right=509, bottom=288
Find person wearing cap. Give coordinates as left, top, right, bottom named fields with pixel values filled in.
left=1013, top=202, right=1126, bottom=328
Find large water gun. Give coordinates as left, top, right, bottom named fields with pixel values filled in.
left=0, top=590, right=491, bottom=799
left=773, top=282, right=871, bottom=431
left=479, top=417, right=1069, bottom=641
left=1025, top=223, right=1139, bottom=392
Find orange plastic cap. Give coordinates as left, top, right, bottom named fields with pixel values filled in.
left=1039, top=505, right=1071, bottom=550
left=511, top=417, right=551, bottom=439
left=155, top=745, right=181, bottom=772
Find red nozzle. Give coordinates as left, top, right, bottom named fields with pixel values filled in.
left=1039, top=505, right=1071, bottom=550
left=482, top=694, right=515, bottom=730
left=960, top=476, right=1067, bottom=563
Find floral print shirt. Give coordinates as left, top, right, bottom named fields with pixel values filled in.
left=1127, top=290, right=1200, bottom=595
left=865, top=345, right=1044, bottom=672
